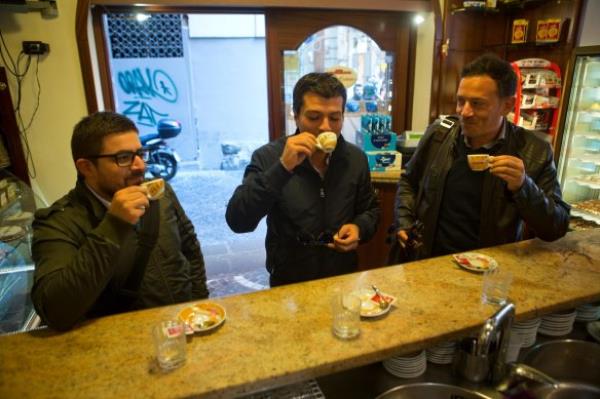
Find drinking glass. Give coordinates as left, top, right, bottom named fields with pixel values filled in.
left=152, top=320, right=186, bottom=371
left=482, top=268, right=513, bottom=306
left=331, top=292, right=361, bottom=339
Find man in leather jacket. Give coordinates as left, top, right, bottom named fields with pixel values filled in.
left=226, top=73, right=380, bottom=286
left=31, top=112, right=208, bottom=331
left=394, top=54, right=570, bottom=259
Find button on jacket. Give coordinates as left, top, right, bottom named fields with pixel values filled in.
left=31, top=180, right=208, bottom=331
left=226, top=134, right=380, bottom=285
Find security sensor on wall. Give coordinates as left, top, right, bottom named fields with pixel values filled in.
left=0, top=0, right=58, bottom=17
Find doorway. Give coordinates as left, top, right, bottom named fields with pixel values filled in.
left=102, top=12, right=270, bottom=297
left=92, top=7, right=417, bottom=295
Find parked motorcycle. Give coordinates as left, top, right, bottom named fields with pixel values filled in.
left=220, top=142, right=250, bottom=170
left=140, top=119, right=181, bottom=181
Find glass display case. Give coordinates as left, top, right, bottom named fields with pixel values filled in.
left=557, top=46, right=600, bottom=228
left=0, top=169, right=42, bottom=334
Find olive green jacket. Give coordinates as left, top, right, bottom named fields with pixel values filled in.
left=31, top=180, right=208, bottom=331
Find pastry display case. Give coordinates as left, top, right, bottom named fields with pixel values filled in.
left=0, top=169, right=42, bottom=334
left=556, top=46, right=600, bottom=228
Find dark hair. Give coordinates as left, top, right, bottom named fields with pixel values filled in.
left=460, top=54, right=517, bottom=98
left=292, top=72, right=347, bottom=116
left=71, top=111, right=138, bottom=162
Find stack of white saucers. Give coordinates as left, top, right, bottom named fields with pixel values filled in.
left=511, top=317, right=541, bottom=348
left=426, top=341, right=456, bottom=364
left=576, top=303, right=600, bottom=322
left=383, top=350, right=427, bottom=378
left=506, top=332, right=523, bottom=362
left=538, top=310, right=577, bottom=336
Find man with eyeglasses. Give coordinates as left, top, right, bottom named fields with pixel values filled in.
left=226, top=72, right=380, bottom=286
left=31, top=112, right=208, bottom=331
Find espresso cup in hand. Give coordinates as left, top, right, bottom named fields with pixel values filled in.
left=467, top=154, right=491, bottom=171
left=316, top=132, right=338, bottom=153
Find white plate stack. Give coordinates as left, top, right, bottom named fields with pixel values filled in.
left=426, top=341, right=456, bottom=364
left=511, top=317, right=541, bottom=348
left=576, top=303, right=600, bottom=322
left=383, top=350, right=427, bottom=378
left=506, top=332, right=523, bottom=362
left=538, top=310, right=577, bottom=336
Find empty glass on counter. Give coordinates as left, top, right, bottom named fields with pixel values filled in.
left=331, top=291, right=361, bottom=340
left=482, top=267, right=513, bottom=306
left=152, top=320, right=187, bottom=371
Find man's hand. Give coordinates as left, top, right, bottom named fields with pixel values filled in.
left=489, top=155, right=526, bottom=192
left=328, top=224, right=360, bottom=252
left=280, top=132, right=317, bottom=172
left=108, top=186, right=150, bottom=225
left=396, top=230, right=409, bottom=246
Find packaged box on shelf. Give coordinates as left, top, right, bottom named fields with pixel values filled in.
left=536, top=18, right=561, bottom=43
left=520, top=94, right=559, bottom=109
left=512, top=19, right=528, bottom=44
left=366, top=151, right=402, bottom=172
left=521, top=69, right=561, bottom=88
left=361, top=129, right=397, bottom=152
left=400, top=130, right=425, bottom=147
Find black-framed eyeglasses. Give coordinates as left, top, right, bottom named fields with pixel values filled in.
left=297, top=231, right=334, bottom=246
left=86, top=148, right=150, bottom=167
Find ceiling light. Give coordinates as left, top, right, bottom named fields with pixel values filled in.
left=413, top=14, right=425, bottom=25
left=136, top=13, right=150, bottom=22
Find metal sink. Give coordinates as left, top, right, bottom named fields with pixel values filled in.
left=531, top=383, right=600, bottom=399
left=375, top=382, right=493, bottom=399
left=521, top=339, right=600, bottom=387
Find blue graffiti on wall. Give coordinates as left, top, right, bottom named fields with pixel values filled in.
left=117, top=67, right=178, bottom=126
left=122, top=101, right=168, bottom=127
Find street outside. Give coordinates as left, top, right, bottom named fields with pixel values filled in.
left=169, top=162, right=269, bottom=298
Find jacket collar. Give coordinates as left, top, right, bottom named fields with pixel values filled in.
left=74, top=179, right=109, bottom=224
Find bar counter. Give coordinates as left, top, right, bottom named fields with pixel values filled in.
left=1, top=229, right=599, bottom=398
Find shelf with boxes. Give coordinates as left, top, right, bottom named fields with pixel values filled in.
left=356, top=114, right=401, bottom=173
left=509, top=58, right=562, bottom=138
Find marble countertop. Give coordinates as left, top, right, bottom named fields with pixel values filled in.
left=1, top=230, right=599, bottom=398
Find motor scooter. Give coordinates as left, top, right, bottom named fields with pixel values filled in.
left=140, top=119, right=181, bottom=181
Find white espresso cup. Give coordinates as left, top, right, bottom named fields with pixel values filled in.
left=467, top=154, right=492, bottom=171
left=316, top=132, right=338, bottom=153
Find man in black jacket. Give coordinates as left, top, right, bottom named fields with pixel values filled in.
left=394, top=54, right=570, bottom=259
left=32, top=112, right=208, bottom=331
left=226, top=72, right=380, bottom=286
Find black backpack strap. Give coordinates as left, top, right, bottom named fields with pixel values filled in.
left=414, top=115, right=459, bottom=204
left=119, top=200, right=160, bottom=299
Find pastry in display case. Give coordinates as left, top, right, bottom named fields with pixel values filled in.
left=0, top=169, right=44, bottom=334
left=556, top=46, right=600, bottom=229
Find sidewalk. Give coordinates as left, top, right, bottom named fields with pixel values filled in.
left=169, top=162, right=269, bottom=298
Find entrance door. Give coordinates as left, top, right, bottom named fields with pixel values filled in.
left=100, top=12, right=271, bottom=296
left=265, top=9, right=416, bottom=268
left=265, top=8, right=416, bottom=140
